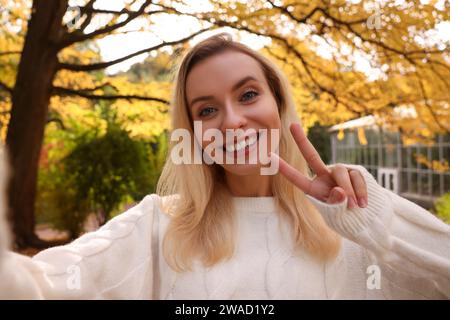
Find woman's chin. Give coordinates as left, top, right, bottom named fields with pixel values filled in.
left=220, top=163, right=263, bottom=176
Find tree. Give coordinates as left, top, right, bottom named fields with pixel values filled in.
left=163, top=0, right=449, bottom=133
left=0, top=0, right=448, bottom=248
left=0, top=0, right=212, bottom=248
left=307, top=122, right=331, bottom=164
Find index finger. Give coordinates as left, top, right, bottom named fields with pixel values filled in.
left=290, top=123, right=329, bottom=176
left=270, top=152, right=312, bottom=194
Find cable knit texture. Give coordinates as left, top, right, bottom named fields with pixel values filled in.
left=0, top=166, right=449, bottom=299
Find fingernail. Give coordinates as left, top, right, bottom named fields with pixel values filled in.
left=358, top=197, right=368, bottom=208
left=348, top=196, right=357, bottom=209
left=330, top=190, right=341, bottom=203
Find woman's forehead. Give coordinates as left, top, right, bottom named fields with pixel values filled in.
left=186, top=51, right=266, bottom=96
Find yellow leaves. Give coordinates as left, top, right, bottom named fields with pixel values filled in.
left=49, top=96, right=98, bottom=128
left=415, top=154, right=450, bottom=173
left=400, top=128, right=436, bottom=146
left=419, top=127, right=434, bottom=138
left=0, top=38, right=21, bottom=88
left=1, top=0, right=30, bottom=20
left=49, top=62, right=173, bottom=142
left=53, top=70, right=98, bottom=91
left=357, top=127, right=368, bottom=145
left=103, top=76, right=171, bottom=138
left=337, top=128, right=345, bottom=141
left=246, top=0, right=449, bottom=141
left=58, top=45, right=101, bottom=66
left=113, top=99, right=170, bottom=139
left=108, top=76, right=171, bottom=99
left=0, top=98, right=11, bottom=142
left=334, top=127, right=367, bottom=145
left=0, top=0, right=447, bottom=149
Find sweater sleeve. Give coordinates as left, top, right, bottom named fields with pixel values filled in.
left=305, top=164, right=450, bottom=299
left=0, top=194, right=159, bottom=299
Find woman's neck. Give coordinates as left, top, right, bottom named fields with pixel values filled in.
left=224, top=172, right=273, bottom=197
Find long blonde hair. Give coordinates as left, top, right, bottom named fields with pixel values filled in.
left=157, top=33, right=340, bottom=272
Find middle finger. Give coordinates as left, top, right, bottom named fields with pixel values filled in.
left=331, top=165, right=358, bottom=209
left=349, top=169, right=368, bottom=208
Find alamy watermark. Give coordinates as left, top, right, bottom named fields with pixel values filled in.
left=66, top=264, right=81, bottom=290
left=366, top=264, right=381, bottom=290
left=66, top=6, right=82, bottom=29
left=170, top=121, right=280, bottom=175
left=366, top=2, right=382, bottom=30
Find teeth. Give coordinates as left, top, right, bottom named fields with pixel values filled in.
left=236, top=140, right=246, bottom=151
left=247, top=135, right=256, bottom=146
left=225, top=134, right=258, bottom=153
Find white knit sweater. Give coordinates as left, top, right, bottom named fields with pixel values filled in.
left=0, top=165, right=449, bottom=299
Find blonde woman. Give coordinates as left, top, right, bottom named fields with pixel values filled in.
left=0, top=33, right=449, bottom=299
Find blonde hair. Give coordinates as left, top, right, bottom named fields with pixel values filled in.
left=157, top=33, right=340, bottom=272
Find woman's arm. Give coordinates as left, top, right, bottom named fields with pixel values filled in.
left=272, top=123, right=450, bottom=299
left=305, top=164, right=450, bottom=298
left=0, top=194, right=159, bottom=299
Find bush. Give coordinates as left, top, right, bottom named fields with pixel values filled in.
left=63, top=124, right=156, bottom=225
left=36, top=171, right=91, bottom=239
left=36, top=104, right=169, bottom=238
left=307, top=122, right=331, bottom=164
left=435, top=192, right=450, bottom=224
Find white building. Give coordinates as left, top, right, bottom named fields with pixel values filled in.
left=329, top=116, right=450, bottom=209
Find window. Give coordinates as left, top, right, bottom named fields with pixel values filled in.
left=331, top=128, right=449, bottom=204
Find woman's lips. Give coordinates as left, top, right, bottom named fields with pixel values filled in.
left=224, top=131, right=261, bottom=159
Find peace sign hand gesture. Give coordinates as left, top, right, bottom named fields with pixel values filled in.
left=271, top=123, right=368, bottom=209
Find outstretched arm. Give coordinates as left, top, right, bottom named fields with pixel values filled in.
left=0, top=188, right=159, bottom=299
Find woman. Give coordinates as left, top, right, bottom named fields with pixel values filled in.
left=0, top=33, right=449, bottom=299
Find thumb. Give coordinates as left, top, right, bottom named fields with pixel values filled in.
left=327, top=186, right=346, bottom=204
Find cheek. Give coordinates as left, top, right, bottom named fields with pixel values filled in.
left=197, top=123, right=219, bottom=149
left=254, top=96, right=281, bottom=128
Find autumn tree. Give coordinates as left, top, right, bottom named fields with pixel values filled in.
left=0, top=0, right=212, bottom=248
left=161, top=0, right=449, bottom=133
left=0, top=0, right=448, bottom=248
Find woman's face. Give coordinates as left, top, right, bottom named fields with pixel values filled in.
left=186, top=50, right=281, bottom=176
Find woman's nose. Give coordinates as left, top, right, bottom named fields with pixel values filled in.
left=220, top=103, right=247, bottom=131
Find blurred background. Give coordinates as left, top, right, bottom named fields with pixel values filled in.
left=0, top=0, right=448, bottom=253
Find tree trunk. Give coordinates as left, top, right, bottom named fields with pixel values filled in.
left=5, top=0, right=68, bottom=249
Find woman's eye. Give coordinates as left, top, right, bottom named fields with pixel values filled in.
left=240, top=90, right=259, bottom=102
left=199, top=107, right=216, bottom=117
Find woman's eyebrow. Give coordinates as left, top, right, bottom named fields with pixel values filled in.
left=189, top=76, right=258, bottom=108
left=231, top=75, right=258, bottom=92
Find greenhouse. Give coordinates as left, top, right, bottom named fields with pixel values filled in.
left=329, top=116, right=450, bottom=209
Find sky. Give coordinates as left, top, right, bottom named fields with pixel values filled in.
left=66, top=0, right=449, bottom=77
left=68, top=0, right=271, bottom=74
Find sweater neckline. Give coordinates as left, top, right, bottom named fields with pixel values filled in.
left=232, top=196, right=277, bottom=214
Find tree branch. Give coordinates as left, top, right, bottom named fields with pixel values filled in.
left=318, top=8, right=447, bottom=57
left=267, top=1, right=447, bottom=57
left=78, top=0, right=96, bottom=31
left=151, top=5, right=364, bottom=115
left=59, top=0, right=153, bottom=48
left=58, top=27, right=213, bottom=71
left=0, top=51, right=22, bottom=57
left=52, top=86, right=169, bottom=104
left=265, top=1, right=367, bottom=25
left=74, top=82, right=119, bottom=92
left=80, top=3, right=443, bottom=124
left=415, top=75, right=448, bottom=132
left=81, top=7, right=166, bottom=16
